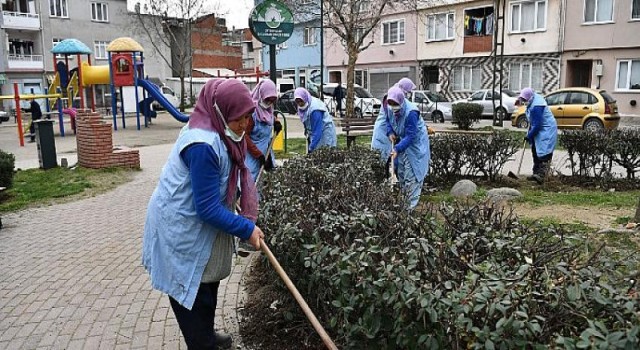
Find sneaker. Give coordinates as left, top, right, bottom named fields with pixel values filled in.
left=532, top=174, right=544, bottom=185
left=215, top=332, right=233, bottom=349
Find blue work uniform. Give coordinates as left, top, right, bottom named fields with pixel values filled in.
left=301, top=97, right=337, bottom=152
left=386, top=101, right=431, bottom=209
left=245, top=112, right=276, bottom=181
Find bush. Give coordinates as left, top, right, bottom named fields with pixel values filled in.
left=560, top=129, right=640, bottom=179
left=253, top=148, right=640, bottom=349
left=0, top=150, right=15, bottom=188
left=429, top=131, right=520, bottom=182
left=452, top=103, right=483, bottom=130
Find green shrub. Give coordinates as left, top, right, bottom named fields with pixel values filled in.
left=452, top=102, right=483, bottom=130
left=253, top=148, right=640, bottom=349
left=0, top=150, right=15, bottom=188
left=429, top=131, right=520, bottom=182
left=560, top=129, right=640, bottom=179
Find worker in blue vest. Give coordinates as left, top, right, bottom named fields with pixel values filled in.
left=385, top=86, right=430, bottom=210
left=518, top=87, right=558, bottom=184
left=294, top=87, right=337, bottom=153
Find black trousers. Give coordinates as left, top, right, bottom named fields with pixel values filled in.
left=169, top=282, right=220, bottom=349
left=531, top=141, right=553, bottom=176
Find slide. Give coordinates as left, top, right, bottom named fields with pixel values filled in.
left=137, top=79, right=189, bottom=122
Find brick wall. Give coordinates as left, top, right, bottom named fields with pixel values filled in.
left=190, top=15, right=243, bottom=71
left=75, top=110, right=140, bottom=169
left=463, top=36, right=493, bottom=54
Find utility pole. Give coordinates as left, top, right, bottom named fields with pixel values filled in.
left=492, top=0, right=506, bottom=127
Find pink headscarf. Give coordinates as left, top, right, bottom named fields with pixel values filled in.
left=294, top=87, right=312, bottom=120
left=252, top=80, right=277, bottom=124
left=395, top=78, right=416, bottom=94
left=387, top=86, right=406, bottom=117
left=188, top=79, right=259, bottom=222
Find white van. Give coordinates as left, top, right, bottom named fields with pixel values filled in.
left=276, top=78, right=295, bottom=96
left=322, top=83, right=381, bottom=118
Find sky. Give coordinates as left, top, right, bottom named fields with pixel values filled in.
left=127, top=0, right=254, bottom=30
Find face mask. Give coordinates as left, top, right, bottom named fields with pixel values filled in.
left=298, top=102, right=309, bottom=111
left=259, top=100, right=273, bottom=109
left=391, top=105, right=401, bottom=113
left=214, top=103, right=245, bottom=143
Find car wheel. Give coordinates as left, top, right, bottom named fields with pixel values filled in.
left=496, top=107, right=508, bottom=121
left=516, top=115, right=529, bottom=129
left=583, top=118, right=604, bottom=132
left=432, top=111, right=443, bottom=123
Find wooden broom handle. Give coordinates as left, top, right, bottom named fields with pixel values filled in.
left=260, top=239, right=338, bottom=350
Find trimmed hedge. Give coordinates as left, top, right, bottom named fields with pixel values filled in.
left=560, top=129, right=640, bottom=179
left=429, top=131, right=520, bottom=182
left=452, top=103, right=483, bottom=130
left=255, top=147, right=640, bottom=349
left=0, top=150, right=15, bottom=188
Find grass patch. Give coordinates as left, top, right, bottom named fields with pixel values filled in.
left=0, top=166, right=137, bottom=213
left=516, top=189, right=639, bottom=208
left=275, top=134, right=373, bottom=158
left=613, top=215, right=632, bottom=225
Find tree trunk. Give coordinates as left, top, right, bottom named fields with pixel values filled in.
left=344, top=42, right=359, bottom=119
left=179, top=74, right=186, bottom=112
left=635, top=196, right=640, bottom=223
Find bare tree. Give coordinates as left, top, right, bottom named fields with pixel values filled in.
left=283, top=0, right=445, bottom=118
left=132, top=0, right=212, bottom=112
left=635, top=197, right=640, bottom=224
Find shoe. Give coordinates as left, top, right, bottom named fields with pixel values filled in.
left=532, top=174, right=544, bottom=185
left=215, top=332, right=233, bottom=349
left=526, top=175, right=536, bottom=181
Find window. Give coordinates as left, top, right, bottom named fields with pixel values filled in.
left=382, top=19, right=405, bottom=44
left=357, top=1, right=370, bottom=13
left=511, top=0, right=546, bottom=32
left=355, top=27, right=365, bottom=44
left=355, top=70, right=368, bottom=89
left=545, top=93, right=566, bottom=105
left=616, top=59, right=640, bottom=90
left=567, top=92, right=597, bottom=104
left=427, top=12, right=455, bottom=41
left=52, top=38, right=66, bottom=58
left=91, top=2, right=108, bottom=22
left=49, top=0, right=68, bottom=17
left=94, top=41, right=108, bottom=59
left=452, top=66, right=481, bottom=91
left=508, top=62, right=543, bottom=91
left=584, top=0, right=613, bottom=23
left=304, top=27, right=316, bottom=45
left=633, top=0, right=640, bottom=19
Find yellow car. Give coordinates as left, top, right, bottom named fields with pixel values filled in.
left=511, top=88, right=620, bottom=131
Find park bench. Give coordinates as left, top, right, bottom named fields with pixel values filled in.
left=337, top=117, right=377, bottom=148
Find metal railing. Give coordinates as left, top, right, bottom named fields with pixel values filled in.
left=2, top=10, right=40, bottom=19
left=7, top=54, right=44, bottom=62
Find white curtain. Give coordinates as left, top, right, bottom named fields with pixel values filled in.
left=617, top=61, right=629, bottom=89
left=435, top=14, right=446, bottom=39
left=631, top=61, right=640, bottom=89
left=453, top=67, right=463, bottom=91
left=521, top=2, right=535, bottom=30
left=596, top=0, right=613, bottom=22
left=471, top=68, right=482, bottom=90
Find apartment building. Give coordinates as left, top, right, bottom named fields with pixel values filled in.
left=417, top=0, right=563, bottom=101
left=561, top=0, right=640, bottom=117
left=1, top=0, right=171, bottom=110
left=324, top=8, right=420, bottom=98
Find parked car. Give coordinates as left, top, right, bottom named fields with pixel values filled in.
left=276, top=88, right=319, bottom=115
left=453, top=89, right=518, bottom=120
left=408, top=90, right=452, bottom=123
left=0, top=111, right=9, bottom=123
left=510, top=88, right=620, bottom=131
left=322, top=83, right=381, bottom=118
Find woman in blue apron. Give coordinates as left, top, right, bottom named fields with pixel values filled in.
left=294, top=87, right=337, bottom=153
left=245, top=80, right=282, bottom=181
left=386, top=86, right=430, bottom=210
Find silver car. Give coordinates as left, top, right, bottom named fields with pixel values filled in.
left=453, top=89, right=518, bottom=120
left=408, top=90, right=452, bottom=123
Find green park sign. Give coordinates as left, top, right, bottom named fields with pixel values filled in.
left=249, top=0, right=294, bottom=46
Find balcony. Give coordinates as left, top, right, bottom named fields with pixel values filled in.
left=7, top=55, right=44, bottom=70
left=2, top=11, right=40, bottom=30
left=463, top=35, right=493, bottom=53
